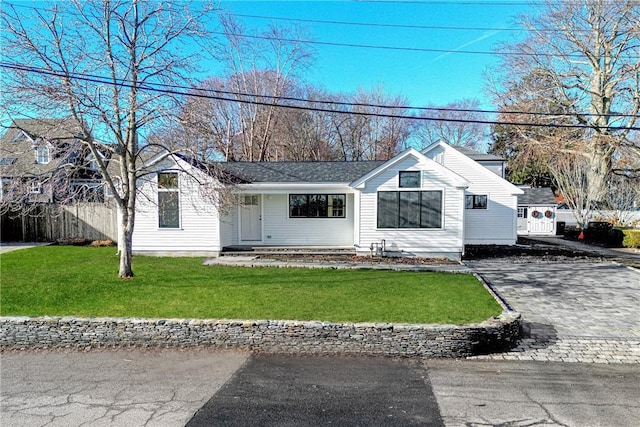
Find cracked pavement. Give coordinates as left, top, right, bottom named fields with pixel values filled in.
left=0, top=348, right=249, bottom=427
left=2, top=350, right=640, bottom=426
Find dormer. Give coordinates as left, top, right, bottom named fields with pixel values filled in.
left=12, top=130, right=32, bottom=143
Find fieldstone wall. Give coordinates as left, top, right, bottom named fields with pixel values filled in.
left=0, top=313, right=520, bottom=357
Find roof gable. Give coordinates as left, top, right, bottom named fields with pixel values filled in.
left=349, top=148, right=469, bottom=189
left=422, top=141, right=523, bottom=195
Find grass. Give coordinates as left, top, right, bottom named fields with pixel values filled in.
left=0, top=246, right=502, bottom=324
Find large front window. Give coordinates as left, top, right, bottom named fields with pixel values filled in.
left=289, top=194, right=346, bottom=218
left=377, top=191, right=442, bottom=228
left=158, top=172, right=179, bottom=228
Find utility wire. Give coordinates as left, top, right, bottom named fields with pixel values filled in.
left=211, top=31, right=638, bottom=59
left=2, top=62, right=639, bottom=130
left=3, top=62, right=636, bottom=119
left=228, top=13, right=527, bottom=32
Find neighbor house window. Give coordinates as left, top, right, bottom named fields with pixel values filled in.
left=158, top=172, right=179, bottom=228
left=289, top=194, right=345, bottom=218
left=399, top=171, right=421, bottom=188
left=35, top=146, right=50, bottom=164
left=517, top=207, right=527, bottom=218
left=29, top=181, right=42, bottom=194
left=377, top=191, right=442, bottom=228
left=465, top=194, right=487, bottom=209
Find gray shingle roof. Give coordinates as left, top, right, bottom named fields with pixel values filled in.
left=518, top=187, right=557, bottom=205
left=452, top=145, right=504, bottom=161
left=218, top=161, right=386, bottom=183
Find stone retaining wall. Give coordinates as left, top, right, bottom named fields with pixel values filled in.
left=0, top=313, right=520, bottom=357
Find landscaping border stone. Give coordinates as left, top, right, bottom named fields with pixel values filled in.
left=0, top=313, right=520, bottom=357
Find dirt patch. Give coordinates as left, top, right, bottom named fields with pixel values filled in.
left=256, top=254, right=458, bottom=264
left=252, top=238, right=609, bottom=264
left=462, top=238, right=606, bottom=262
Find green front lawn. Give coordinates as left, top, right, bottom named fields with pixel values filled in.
left=0, top=246, right=501, bottom=324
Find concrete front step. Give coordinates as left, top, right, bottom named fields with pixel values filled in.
left=221, top=246, right=356, bottom=257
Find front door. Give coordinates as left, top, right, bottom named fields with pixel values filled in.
left=240, top=194, right=261, bottom=242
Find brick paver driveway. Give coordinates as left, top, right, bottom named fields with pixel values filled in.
left=467, top=260, right=640, bottom=363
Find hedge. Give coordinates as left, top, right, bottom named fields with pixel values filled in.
left=621, top=229, right=640, bottom=249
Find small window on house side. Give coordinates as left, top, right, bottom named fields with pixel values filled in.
left=35, top=146, right=50, bottom=164
left=465, top=195, right=488, bottom=209
left=30, top=181, right=42, bottom=194
left=517, top=207, right=527, bottom=218
left=399, top=171, right=420, bottom=188
left=158, top=172, right=180, bottom=228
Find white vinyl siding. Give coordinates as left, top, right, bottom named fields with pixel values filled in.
left=356, top=156, right=464, bottom=257
left=133, top=165, right=221, bottom=254
left=425, top=144, right=519, bottom=245
left=257, top=192, right=354, bottom=246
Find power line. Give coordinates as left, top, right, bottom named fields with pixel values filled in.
left=3, top=62, right=636, bottom=119
left=228, top=13, right=528, bottom=32
left=211, top=31, right=637, bottom=59
left=2, top=63, right=639, bottom=130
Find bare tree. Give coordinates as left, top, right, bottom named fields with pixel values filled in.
left=416, top=99, right=489, bottom=151
left=601, top=174, right=640, bottom=226
left=185, top=14, right=313, bottom=162
left=489, top=0, right=640, bottom=199
left=1, top=0, right=216, bottom=278
left=331, top=88, right=413, bottom=161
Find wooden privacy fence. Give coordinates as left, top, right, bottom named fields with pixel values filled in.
left=1, top=202, right=118, bottom=243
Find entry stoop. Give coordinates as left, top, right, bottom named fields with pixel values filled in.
left=220, top=246, right=356, bottom=257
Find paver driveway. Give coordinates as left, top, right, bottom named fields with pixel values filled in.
left=468, top=260, right=640, bottom=363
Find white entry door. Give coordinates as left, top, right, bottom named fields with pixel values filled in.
left=240, top=194, right=261, bottom=241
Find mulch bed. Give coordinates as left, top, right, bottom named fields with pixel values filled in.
left=252, top=238, right=609, bottom=264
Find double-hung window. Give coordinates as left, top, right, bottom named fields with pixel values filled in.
left=158, top=172, right=180, bottom=228
left=377, top=191, right=442, bottom=228
left=35, top=146, right=50, bottom=164
left=289, top=194, right=346, bottom=218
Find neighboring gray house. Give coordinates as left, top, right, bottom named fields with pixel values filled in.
left=517, top=187, right=557, bottom=236
left=0, top=118, right=109, bottom=204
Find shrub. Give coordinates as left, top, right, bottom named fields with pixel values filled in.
left=90, top=239, right=115, bottom=247
left=56, top=237, right=90, bottom=246
left=608, top=228, right=625, bottom=247
left=584, top=222, right=612, bottom=243
left=622, top=229, right=640, bottom=249
left=564, top=225, right=581, bottom=239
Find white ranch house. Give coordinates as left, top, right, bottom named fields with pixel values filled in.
left=133, top=142, right=523, bottom=260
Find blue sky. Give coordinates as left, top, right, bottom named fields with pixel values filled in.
left=215, top=1, right=533, bottom=108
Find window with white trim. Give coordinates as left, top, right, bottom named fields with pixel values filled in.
left=399, top=171, right=420, bottom=188
left=377, top=190, right=442, bottom=228
left=465, top=194, right=487, bottom=209
left=158, top=172, right=179, bottom=228
left=289, top=194, right=346, bottom=218
left=517, top=207, right=527, bottom=218
left=35, top=146, right=50, bottom=164
left=29, top=181, right=42, bottom=194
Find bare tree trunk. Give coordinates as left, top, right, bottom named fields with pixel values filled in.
left=118, top=207, right=134, bottom=278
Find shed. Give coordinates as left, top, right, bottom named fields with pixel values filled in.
left=517, top=187, right=557, bottom=235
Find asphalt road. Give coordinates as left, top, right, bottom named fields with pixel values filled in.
left=2, top=349, right=639, bottom=427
